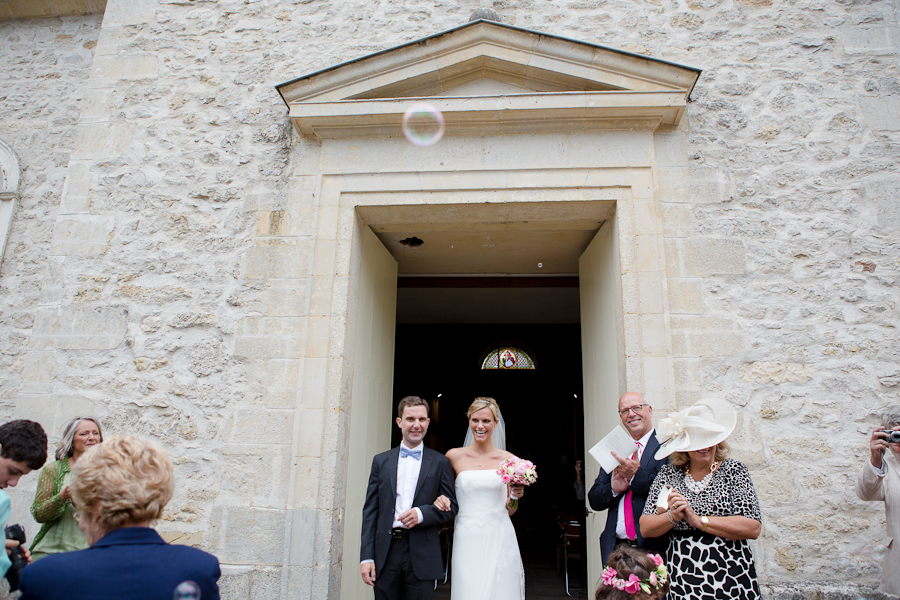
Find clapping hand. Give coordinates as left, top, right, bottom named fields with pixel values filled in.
left=60, top=484, right=72, bottom=502
left=611, top=469, right=630, bottom=494
left=610, top=451, right=640, bottom=480
left=433, top=494, right=451, bottom=512
left=666, top=490, right=696, bottom=524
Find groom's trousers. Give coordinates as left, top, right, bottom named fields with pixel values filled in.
left=374, top=534, right=435, bottom=600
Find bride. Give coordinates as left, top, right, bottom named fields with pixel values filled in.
left=433, top=397, right=526, bottom=600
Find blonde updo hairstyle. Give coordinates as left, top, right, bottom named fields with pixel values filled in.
left=71, top=435, right=175, bottom=533
left=467, top=397, right=501, bottom=422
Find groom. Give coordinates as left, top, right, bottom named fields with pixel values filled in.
left=360, top=396, right=458, bottom=599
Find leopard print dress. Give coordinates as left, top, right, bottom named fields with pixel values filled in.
left=643, top=458, right=761, bottom=600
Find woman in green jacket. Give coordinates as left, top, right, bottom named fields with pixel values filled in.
left=29, top=417, right=103, bottom=560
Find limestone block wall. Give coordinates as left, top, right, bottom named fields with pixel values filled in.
left=0, top=0, right=895, bottom=598
left=0, top=12, right=104, bottom=536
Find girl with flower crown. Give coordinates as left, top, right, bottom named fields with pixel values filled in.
left=595, top=547, right=669, bottom=600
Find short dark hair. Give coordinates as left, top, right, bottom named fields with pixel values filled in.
left=397, top=396, right=430, bottom=418
left=0, top=420, right=48, bottom=470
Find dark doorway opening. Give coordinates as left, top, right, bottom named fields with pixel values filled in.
left=392, top=323, right=588, bottom=599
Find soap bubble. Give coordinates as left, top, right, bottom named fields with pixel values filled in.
left=95, top=68, right=104, bottom=78
left=820, top=413, right=840, bottom=435
left=402, top=103, right=444, bottom=147
left=174, top=581, right=201, bottom=600
left=872, top=545, right=886, bottom=561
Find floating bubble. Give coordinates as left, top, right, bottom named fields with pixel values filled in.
left=820, top=413, right=840, bottom=436
left=872, top=545, right=886, bottom=561
left=174, top=581, right=201, bottom=600
left=95, top=68, right=104, bottom=78
left=402, top=103, right=444, bottom=147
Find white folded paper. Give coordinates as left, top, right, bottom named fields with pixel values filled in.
left=588, top=426, right=640, bottom=474
left=656, top=485, right=673, bottom=510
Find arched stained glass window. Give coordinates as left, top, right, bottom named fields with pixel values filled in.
left=481, top=347, right=535, bottom=370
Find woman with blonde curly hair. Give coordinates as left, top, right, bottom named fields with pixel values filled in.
left=19, top=435, right=220, bottom=600
left=29, top=417, right=102, bottom=560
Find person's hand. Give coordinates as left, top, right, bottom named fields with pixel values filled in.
left=871, top=426, right=889, bottom=469
left=433, top=495, right=451, bottom=511
left=574, top=460, right=583, bottom=482
left=397, top=508, right=419, bottom=528
left=5, top=539, right=31, bottom=564
left=610, top=451, right=640, bottom=480
left=611, top=469, right=629, bottom=494
left=667, top=490, right=688, bottom=522
left=60, top=484, right=72, bottom=502
left=509, top=485, right=524, bottom=500
left=360, top=562, right=376, bottom=587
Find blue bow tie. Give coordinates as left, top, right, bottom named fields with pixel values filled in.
left=400, top=447, right=422, bottom=460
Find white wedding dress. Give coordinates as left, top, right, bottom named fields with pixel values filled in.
left=451, top=469, right=525, bottom=600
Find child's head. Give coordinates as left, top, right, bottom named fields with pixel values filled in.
left=595, top=547, right=669, bottom=600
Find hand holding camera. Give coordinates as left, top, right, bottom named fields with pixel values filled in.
left=5, top=524, right=28, bottom=592
left=870, top=426, right=900, bottom=469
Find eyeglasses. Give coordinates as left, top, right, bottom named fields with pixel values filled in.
left=618, top=404, right=649, bottom=417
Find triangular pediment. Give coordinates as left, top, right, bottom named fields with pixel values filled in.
left=276, top=20, right=701, bottom=139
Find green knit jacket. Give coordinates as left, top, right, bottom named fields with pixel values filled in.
left=29, top=457, right=72, bottom=551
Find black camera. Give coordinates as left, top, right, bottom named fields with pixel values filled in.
left=889, top=431, right=900, bottom=444
left=5, top=524, right=26, bottom=592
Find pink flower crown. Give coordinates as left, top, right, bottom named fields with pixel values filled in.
left=600, top=554, right=668, bottom=595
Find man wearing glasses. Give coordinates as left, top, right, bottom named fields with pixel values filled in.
left=588, top=392, right=668, bottom=563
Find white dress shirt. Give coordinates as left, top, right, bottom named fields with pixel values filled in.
left=614, top=428, right=654, bottom=539
left=392, top=441, right=425, bottom=528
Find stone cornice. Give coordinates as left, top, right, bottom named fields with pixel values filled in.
left=290, top=91, right=688, bottom=138
left=276, top=20, right=701, bottom=140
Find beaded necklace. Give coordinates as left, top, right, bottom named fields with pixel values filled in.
left=684, top=460, right=719, bottom=494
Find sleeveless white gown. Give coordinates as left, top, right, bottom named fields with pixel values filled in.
left=451, top=469, right=525, bottom=600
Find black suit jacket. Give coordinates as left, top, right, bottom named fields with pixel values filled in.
left=588, top=431, right=668, bottom=564
left=360, top=446, right=458, bottom=580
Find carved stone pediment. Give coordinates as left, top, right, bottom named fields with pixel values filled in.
left=276, top=20, right=701, bottom=139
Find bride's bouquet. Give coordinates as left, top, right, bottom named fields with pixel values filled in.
left=497, top=457, right=537, bottom=509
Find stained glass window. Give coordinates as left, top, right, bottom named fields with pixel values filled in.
left=481, top=347, right=535, bottom=370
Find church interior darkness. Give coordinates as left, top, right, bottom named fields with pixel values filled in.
left=392, top=316, right=588, bottom=595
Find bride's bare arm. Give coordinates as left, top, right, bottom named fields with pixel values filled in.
left=434, top=449, right=461, bottom=511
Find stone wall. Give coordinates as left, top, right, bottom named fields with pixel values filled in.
left=0, top=0, right=896, bottom=598
left=0, top=13, right=103, bottom=535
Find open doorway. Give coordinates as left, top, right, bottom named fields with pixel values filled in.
left=342, top=201, right=627, bottom=600
left=391, top=278, right=588, bottom=598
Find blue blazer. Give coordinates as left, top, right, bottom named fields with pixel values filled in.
left=587, top=431, right=668, bottom=564
left=19, top=527, right=220, bottom=600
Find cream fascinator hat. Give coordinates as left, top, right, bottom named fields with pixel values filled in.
left=654, top=397, right=737, bottom=460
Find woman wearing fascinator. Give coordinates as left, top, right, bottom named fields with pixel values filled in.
left=638, top=397, right=762, bottom=600
left=432, top=397, right=526, bottom=600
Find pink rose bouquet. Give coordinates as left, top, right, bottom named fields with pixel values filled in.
left=496, top=457, right=537, bottom=509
